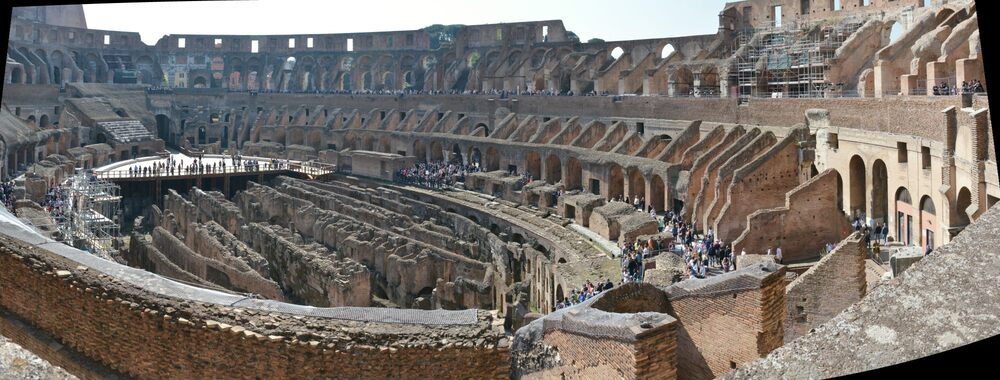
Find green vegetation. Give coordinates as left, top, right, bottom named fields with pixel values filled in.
left=422, top=24, right=464, bottom=50
left=587, top=38, right=605, bottom=44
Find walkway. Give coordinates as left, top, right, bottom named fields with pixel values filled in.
left=92, top=152, right=335, bottom=181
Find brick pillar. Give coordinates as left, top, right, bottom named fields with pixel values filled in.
left=926, top=61, right=948, bottom=91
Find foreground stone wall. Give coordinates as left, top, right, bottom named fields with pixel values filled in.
left=0, top=233, right=510, bottom=379
left=513, top=264, right=785, bottom=380
left=724, top=204, right=1000, bottom=379
left=783, top=232, right=867, bottom=343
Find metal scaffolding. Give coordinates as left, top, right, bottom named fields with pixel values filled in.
left=58, top=172, right=122, bottom=260
left=731, top=16, right=866, bottom=103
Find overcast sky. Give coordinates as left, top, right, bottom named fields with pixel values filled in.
left=81, top=0, right=731, bottom=46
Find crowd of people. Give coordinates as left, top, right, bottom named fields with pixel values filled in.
left=933, top=79, right=986, bottom=95
left=396, top=161, right=482, bottom=189
left=0, top=180, right=17, bottom=212
left=660, top=211, right=740, bottom=279
left=554, top=279, right=615, bottom=310
left=123, top=154, right=289, bottom=177
left=42, top=185, right=70, bottom=221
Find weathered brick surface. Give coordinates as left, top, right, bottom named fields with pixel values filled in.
left=783, top=232, right=867, bottom=343
left=0, top=239, right=509, bottom=379
left=731, top=169, right=852, bottom=263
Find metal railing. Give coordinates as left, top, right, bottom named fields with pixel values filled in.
left=95, top=161, right=336, bottom=180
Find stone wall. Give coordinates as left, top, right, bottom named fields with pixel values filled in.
left=731, top=169, right=852, bottom=263
left=0, top=234, right=510, bottom=379
left=665, top=264, right=785, bottom=379
left=783, top=232, right=867, bottom=343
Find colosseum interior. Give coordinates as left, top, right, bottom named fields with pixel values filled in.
left=1, top=1, right=998, bottom=379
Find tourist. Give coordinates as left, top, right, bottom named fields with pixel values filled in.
left=775, top=247, right=783, bottom=264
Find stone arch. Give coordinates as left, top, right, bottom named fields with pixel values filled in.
left=362, top=72, right=373, bottom=90
left=50, top=50, right=65, bottom=85
left=610, top=46, right=624, bottom=60
left=485, top=147, right=500, bottom=171
left=832, top=169, right=845, bottom=212
left=26, top=115, right=36, bottom=126
left=192, top=76, right=208, bottom=88
left=699, top=66, right=719, bottom=95
left=155, top=114, right=171, bottom=142
left=872, top=159, right=888, bottom=225
left=379, top=135, right=392, bottom=153
left=340, top=72, right=352, bottom=91
left=382, top=71, right=395, bottom=90
left=919, top=195, right=937, bottom=250
left=608, top=164, right=624, bottom=200
left=38, top=114, right=49, bottom=129
left=627, top=167, right=646, bottom=201
left=671, top=66, right=694, bottom=96
left=362, top=135, right=375, bottom=151
left=468, top=147, right=483, bottom=168
left=650, top=174, right=665, bottom=213
left=954, top=186, right=972, bottom=227
left=660, top=43, right=676, bottom=60
left=849, top=155, right=867, bottom=219
left=565, top=157, right=582, bottom=191
left=413, top=140, right=427, bottom=162
left=9, top=67, right=23, bottom=84
left=525, top=151, right=542, bottom=180
left=544, top=154, right=561, bottom=184
left=886, top=20, right=904, bottom=45
left=450, top=143, right=463, bottom=164
left=430, top=141, right=444, bottom=161
left=895, top=187, right=913, bottom=245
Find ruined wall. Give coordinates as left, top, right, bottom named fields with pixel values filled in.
left=0, top=235, right=510, bottom=379
left=731, top=169, right=852, bottom=263
left=715, top=129, right=804, bottom=242
left=783, top=232, right=867, bottom=343
left=665, top=265, right=785, bottom=379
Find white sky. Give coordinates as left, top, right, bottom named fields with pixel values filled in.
left=81, top=0, right=731, bottom=46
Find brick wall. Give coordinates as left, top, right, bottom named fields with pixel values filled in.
left=666, top=267, right=785, bottom=379
left=0, top=240, right=510, bottom=379
left=731, top=169, right=852, bottom=263
left=784, top=232, right=867, bottom=342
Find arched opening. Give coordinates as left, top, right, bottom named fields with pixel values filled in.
left=155, top=114, right=170, bottom=142
left=9, top=67, right=23, bottom=84
left=413, top=140, right=427, bottom=162
left=887, top=22, right=904, bottom=45
left=430, top=141, right=444, bottom=161
left=341, top=72, right=352, bottom=91
left=895, top=187, right=913, bottom=245
left=222, top=126, right=229, bottom=149
left=954, top=187, right=972, bottom=228
left=450, top=144, right=463, bottom=164
left=485, top=147, right=500, bottom=171
left=544, top=154, right=561, bottom=184
left=26, top=115, right=36, bottom=126
left=380, top=136, right=391, bottom=153
left=919, top=195, right=936, bottom=251
left=192, top=76, right=208, bottom=88
left=650, top=174, right=665, bottom=213
left=525, top=152, right=541, bottom=180
left=565, top=157, right=582, bottom=190
left=38, top=114, right=49, bottom=129
left=627, top=168, right=646, bottom=204
left=198, top=127, right=207, bottom=144
left=872, top=159, right=888, bottom=225
left=469, top=147, right=482, bottom=168
left=833, top=169, right=844, bottom=212
left=671, top=67, right=694, bottom=96
left=363, top=135, right=375, bottom=151
left=381, top=71, right=394, bottom=91
left=608, top=164, right=624, bottom=200
left=660, top=44, right=676, bottom=60
left=610, top=46, right=624, bottom=60
left=362, top=72, right=373, bottom=90
left=849, top=155, right=867, bottom=219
